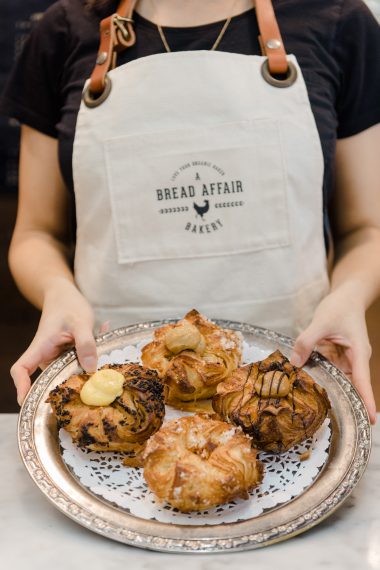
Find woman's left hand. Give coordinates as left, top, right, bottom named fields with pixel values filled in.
left=290, top=288, right=376, bottom=425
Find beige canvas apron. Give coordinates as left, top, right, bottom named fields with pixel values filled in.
left=72, top=0, right=329, bottom=335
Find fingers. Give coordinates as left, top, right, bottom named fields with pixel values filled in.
left=290, top=324, right=323, bottom=368
left=292, top=325, right=376, bottom=425
left=11, top=327, right=98, bottom=405
left=73, top=324, right=98, bottom=373
left=10, top=346, right=42, bottom=406
left=351, top=345, right=377, bottom=425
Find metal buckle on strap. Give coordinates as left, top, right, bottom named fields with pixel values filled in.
left=83, top=75, right=112, bottom=108
left=113, top=14, right=134, bottom=42
left=261, top=59, right=297, bottom=88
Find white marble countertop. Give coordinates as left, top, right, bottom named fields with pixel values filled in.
left=1, top=413, right=379, bottom=570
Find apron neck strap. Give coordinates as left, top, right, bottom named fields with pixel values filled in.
left=87, top=0, right=289, bottom=99
left=89, top=0, right=138, bottom=96
left=255, top=0, right=288, bottom=74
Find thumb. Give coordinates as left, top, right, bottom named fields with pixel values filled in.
left=351, top=345, right=377, bottom=425
left=11, top=345, right=42, bottom=405
left=73, top=324, right=98, bottom=373
left=291, top=323, right=324, bottom=368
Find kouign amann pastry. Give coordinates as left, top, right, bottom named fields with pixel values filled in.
left=47, top=363, right=165, bottom=466
left=141, top=309, right=242, bottom=404
left=213, top=350, right=330, bottom=452
left=143, top=414, right=263, bottom=512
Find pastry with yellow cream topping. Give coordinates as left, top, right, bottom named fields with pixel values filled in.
left=79, top=368, right=125, bottom=406
left=141, top=309, right=242, bottom=405
left=47, top=363, right=165, bottom=465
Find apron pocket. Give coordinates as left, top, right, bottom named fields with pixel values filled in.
left=104, top=118, right=290, bottom=263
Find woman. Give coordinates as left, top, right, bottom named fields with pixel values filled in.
left=1, top=0, right=379, bottom=423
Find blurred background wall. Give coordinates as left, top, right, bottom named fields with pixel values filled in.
left=0, top=1, right=379, bottom=412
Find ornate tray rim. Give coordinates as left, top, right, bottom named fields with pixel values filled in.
left=18, top=319, right=372, bottom=553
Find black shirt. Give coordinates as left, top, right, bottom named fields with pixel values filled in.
left=0, top=0, right=55, bottom=193
left=1, top=0, right=380, bottom=240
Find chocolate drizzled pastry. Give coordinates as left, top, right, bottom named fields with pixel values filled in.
left=212, top=350, right=330, bottom=453
left=47, top=363, right=165, bottom=466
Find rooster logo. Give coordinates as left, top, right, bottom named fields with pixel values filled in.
left=193, top=200, right=210, bottom=219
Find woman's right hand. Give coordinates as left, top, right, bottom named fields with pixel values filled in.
left=11, top=280, right=98, bottom=406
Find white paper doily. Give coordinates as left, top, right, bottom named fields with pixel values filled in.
left=60, top=338, right=331, bottom=525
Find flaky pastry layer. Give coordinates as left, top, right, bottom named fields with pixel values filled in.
left=47, top=363, right=165, bottom=466
left=143, top=414, right=263, bottom=512
left=141, top=309, right=242, bottom=403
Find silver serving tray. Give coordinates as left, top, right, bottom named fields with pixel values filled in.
left=18, top=320, right=371, bottom=553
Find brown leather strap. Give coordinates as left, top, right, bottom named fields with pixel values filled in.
left=88, top=0, right=288, bottom=97
left=255, top=0, right=288, bottom=75
left=89, top=0, right=138, bottom=96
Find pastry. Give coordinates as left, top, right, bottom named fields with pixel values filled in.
left=141, top=309, right=242, bottom=404
left=47, top=362, right=165, bottom=466
left=213, top=350, right=330, bottom=452
left=143, top=414, right=263, bottom=512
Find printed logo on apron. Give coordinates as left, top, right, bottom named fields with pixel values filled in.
left=157, top=158, right=242, bottom=235
left=105, top=118, right=290, bottom=263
